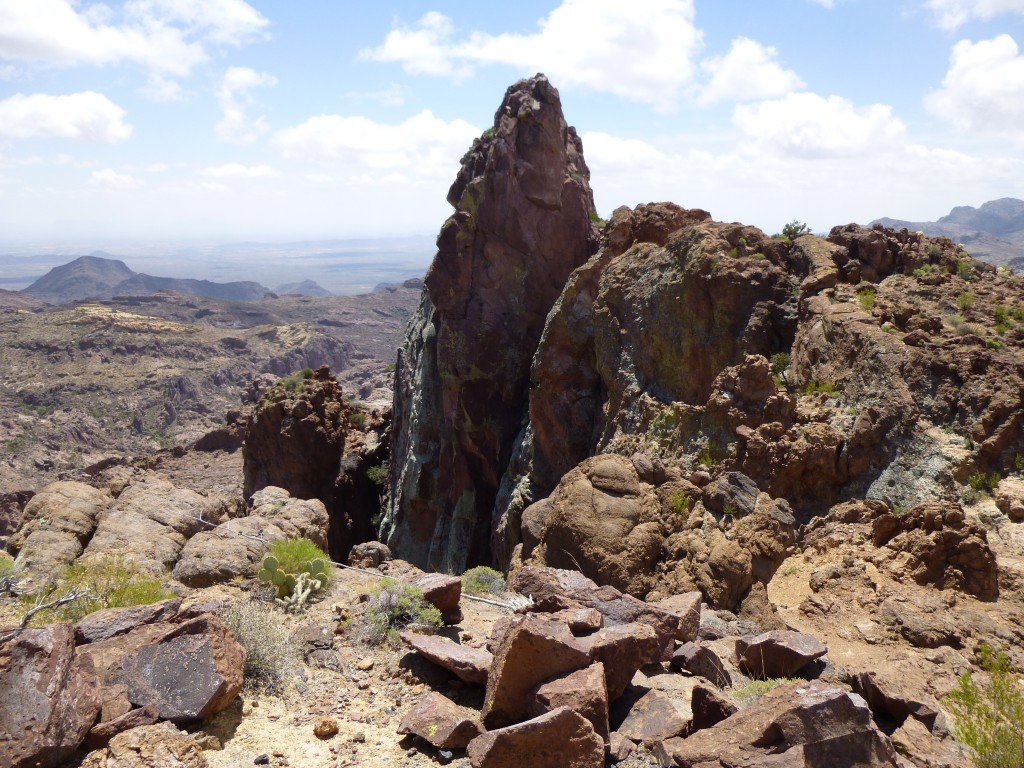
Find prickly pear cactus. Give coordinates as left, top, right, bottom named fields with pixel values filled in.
left=257, top=553, right=331, bottom=611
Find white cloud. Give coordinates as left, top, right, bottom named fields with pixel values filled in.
left=582, top=132, right=668, bottom=173
left=810, top=0, right=836, bottom=6
left=925, top=35, right=1024, bottom=139
left=274, top=110, right=480, bottom=181
left=360, top=0, right=704, bottom=110
left=215, top=66, right=276, bottom=144
left=698, top=37, right=805, bottom=105
left=0, top=0, right=266, bottom=77
left=733, top=92, right=906, bottom=158
left=200, top=162, right=277, bottom=177
left=924, top=0, right=1024, bottom=29
left=90, top=168, right=139, bottom=188
left=345, top=84, right=409, bottom=107
left=139, top=73, right=184, bottom=102
left=0, top=91, right=132, bottom=142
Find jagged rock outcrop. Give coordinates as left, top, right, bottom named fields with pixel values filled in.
left=384, top=74, right=599, bottom=571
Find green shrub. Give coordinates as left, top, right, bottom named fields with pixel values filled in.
left=986, top=338, right=1003, bottom=351
left=1009, top=307, right=1024, bottom=323
left=994, top=306, right=1008, bottom=326
left=669, top=491, right=691, bottom=516
left=366, top=465, right=388, bottom=486
left=732, top=677, right=799, bottom=706
left=0, top=557, right=13, bottom=580
left=857, top=286, right=876, bottom=312
left=957, top=291, right=974, bottom=311
left=926, top=243, right=942, bottom=258
left=461, top=566, right=505, bottom=596
left=278, top=368, right=314, bottom=393
left=357, top=578, right=443, bottom=646
left=349, top=412, right=367, bottom=429
left=968, top=472, right=1001, bottom=495
left=770, top=352, right=790, bottom=375
left=802, top=380, right=838, bottom=396
left=22, top=555, right=176, bottom=624
left=221, top=599, right=301, bottom=694
left=781, top=220, right=809, bottom=240
left=946, top=644, right=1024, bottom=768
left=267, top=537, right=329, bottom=576
left=696, top=447, right=718, bottom=468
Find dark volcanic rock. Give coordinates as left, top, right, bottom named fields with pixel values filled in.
left=467, top=706, right=604, bottom=768
left=385, top=73, right=599, bottom=571
left=398, top=691, right=483, bottom=750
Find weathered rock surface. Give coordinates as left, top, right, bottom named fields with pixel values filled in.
left=529, top=663, right=610, bottom=744
left=467, top=706, right=604, bottom=768
left=615, top=688, right=692, bottom=744
left=400, top=631, right=492, bottom=684
left=398, top=691, right=483, bottom=749
left=385, top=73, right=599, bottom=572
left=0, top=624, right=102, bottom=768
left=737, top=630, right=828, bottom=678
left=408, top=572, right=463, bottom=625
left=79, top=722, right=208, bottom=768
left=671, top=642, right=732, bottom=688
left=655, top=680, right=900, bottom=767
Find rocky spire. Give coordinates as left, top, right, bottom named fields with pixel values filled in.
left=383, top=74, right=599, bottom=572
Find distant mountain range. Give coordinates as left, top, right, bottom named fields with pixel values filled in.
left=873, top=197, right=1024, bottom=270
left=273, top=279, right=332, bottom=297
left=23, top=254, right=273, bottom=305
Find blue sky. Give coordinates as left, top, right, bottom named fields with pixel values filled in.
left=1, top=0, right=1023, bottom=245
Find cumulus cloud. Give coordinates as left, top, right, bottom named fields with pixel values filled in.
left=274, top=110, right=480, bottom=182
left=0, top=0, right=267, bottom=79
left=0, top=91, right=132, bottom=142
left=90, top=168, right=139, bottom=188
left=733, top=92, right=906, bottom=158
left=924, top=0, right=1024, bottom=29
left=360, top=0, right=703, bottom=109
left=139, top=73, right=184, bottom=102
left=200, top=162, right=277, bottom=177
left=698, top=38, right=805, bottom=105
left=215, top=66, right=276, bottom=144
left=925, top=35, right=1024, bottom=139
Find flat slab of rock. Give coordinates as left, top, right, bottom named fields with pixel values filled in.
left=468, top=706, right=604, bottom=768
left=616, top=688, right=692, bottom=744
left=0, top=624, right=102, bottom=768
left=654, top=680, right=899, bottom=767
left=574, top=622, right=662, bottom=700
left=75, top=599, right=183, bottom=644
left=671, top=641, right=732, bottom=688
left=737, top=630, right=827, bottom=678
left=85, top=704, right=160, bottom=750
left=398, top=692, right=483, bottom=749
left=400, top=631, right=492, bottom=684
left=482, top=614, right=591, bottom=728
left=112, top=615, right=244, bottom=723
left=530, top=662, right=610, bottom=743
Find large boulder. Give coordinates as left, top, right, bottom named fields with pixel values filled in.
left=0, top=624, right=102, bottom=768
left=737, top=630, right=828, bottom=678
left=79, top=722, right=208, bottom=768
left=398, top=692, right=483, bottom=750
left=467, top=707, right=604, bottom=768
left=7, top=481, right=111, bottom=581
left=385, top=73, right=599, bottom=572
left=529, top=662, right=610, bottom=744
left=400, top=631, right=492, bottom=684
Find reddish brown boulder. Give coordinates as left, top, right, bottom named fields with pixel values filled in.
left=608, top=732, right=636, bottom=763
left=651, top=591, right=702, bottom=643
left=655, top=680, right=899, bottom=767
left=574, top=622, right=662, bottom=700
left=74, top=599, right=183, bottom=644
left=530, top=662, right=610, bottom=743
left=467, top=707, right=604, bottom=768
left=737, top=630, right=828, bottom=678
left=671, top=642, right=732, bottom=688
left=409, top=572, right=463, bottom=625
left=398, top=692, right=483, bottom=749
left=386, top=73, right=599, bottom=573
left=482, top=614, right=591, bottom=728
left=400, top=631, right=492, bottom=684
left=615, top=689, right=692, bottom=744
left=851, top=670, right=941, bottom=729
left=690, top=682, right=738, bottom=732
left=0, top=624, right=102, bottom=768
left=84, top=704, right=160, bottom=750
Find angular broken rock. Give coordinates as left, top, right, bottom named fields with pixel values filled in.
left=671, top=641, right=732, bottom=688
left=737, top=629, right=827, bottom=678
left=851, top=670, right=941, bottom=729
left=651, top=591, right=702, bottom=643
left=467, top=706, right=604, bottom=768
left=398, top=691, right=484, bottom=749
left=74, top=599, right=183, bottom=645
left=574, top=622, right=662, bottom=700
left=530, top=662, right=610, bottom=743
left=482, top=614, right=591, bottom=728
left=689, top=682, right=738, bottom=732
left=78, top=721, right=209, bottom=768
left=615, top=688, right=692, bottom=744
left=400, top=631, right=492, bottom=684
left=84, top=704, right=160, bottom=750
left=409, top=572, right=463, bottom=625
left=654, top=680, right=899, bottom=767
left=572, top=585, right=682, bottom=659
left=112, top=614, right=245, bottom=722
left=0, top=624, right=102, bottom=768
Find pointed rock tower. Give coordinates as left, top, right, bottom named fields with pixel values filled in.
left=384, top=74, right=599, bottom=572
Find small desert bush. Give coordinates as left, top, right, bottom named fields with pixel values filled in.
left=968, top=471, right=1001, bottom=495
left=732, top=677, right=799, bottom=706
left=356, top=578, right=442, bottom=646
left=461, top=566, right=505, bottom=596
left=802, top=379, right=838, bottom=396
left=267, top=537, right=331, bottom=585
left=222, top=599, right=301, bottom=694
left=23, top=555, right=176, bottom=624
left=857, top=286, right=876, bottom=312
left=0, top=556, right=13, bottom=580
left=365, top=465, right=388, bottom=486
left=946, top=644, right=1024, bottom=768
left=349, top=411, right=368, bottom=429
left=278, top=368, right=314, bottom=393
left=926, top=243, right=943, bottom=259
left=957, top=291, right=975, bottom=311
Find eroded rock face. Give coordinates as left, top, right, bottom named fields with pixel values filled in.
left=385, top=73, right=598, bottom=572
